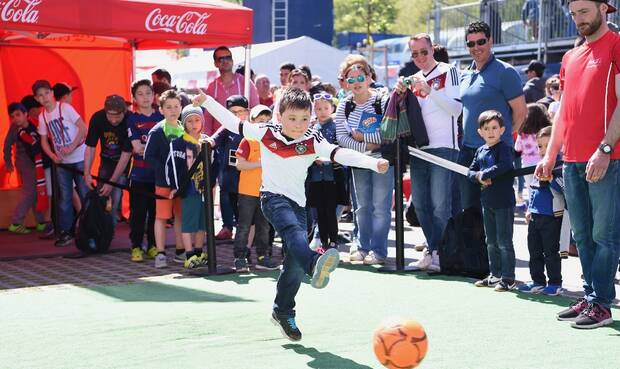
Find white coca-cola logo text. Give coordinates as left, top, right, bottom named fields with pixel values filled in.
left=0, top=0, right=41, bottom=24
left=145, top=8, right=210, bottom=35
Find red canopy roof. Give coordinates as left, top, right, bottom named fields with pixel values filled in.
left=0, top=0, right=253, bottom=49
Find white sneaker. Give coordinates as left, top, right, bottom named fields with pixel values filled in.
left=154, top=253, right=167, bottom=268
left=414, top=240, right=427, bottom=252
left=349, top=250, right=367, bottom=262
left=428, top=251, right=441, bottom=272
left=409, top=249, right=431, bottom=270
left=363, top=251, right=386, bottom=265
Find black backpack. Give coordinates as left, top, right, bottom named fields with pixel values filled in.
left=437, top=207, right=489, bottom=279
left=74, top=190, right=114, bottom=254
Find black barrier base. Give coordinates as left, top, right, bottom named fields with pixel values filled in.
left=187, top=266, right=235, bottom=276
left=377, top=265, right=420, bottom=273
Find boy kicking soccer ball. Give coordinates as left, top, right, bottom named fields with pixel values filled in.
left=196, top=88, right=388, bottom=341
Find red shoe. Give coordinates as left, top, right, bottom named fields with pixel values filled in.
left=315, top=246, right=326, bottom=255
left=215, top=227, right=233, bottom=240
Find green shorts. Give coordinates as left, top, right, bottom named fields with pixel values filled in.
left=181, top=195, right=206, bottom=233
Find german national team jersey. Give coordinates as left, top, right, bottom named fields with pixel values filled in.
left=202, top=96, right=379, bottom=207
left=559, top=30, right=620, bottom=162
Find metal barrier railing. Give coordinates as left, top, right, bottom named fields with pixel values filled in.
left=433, top=0, right=620, bottom=56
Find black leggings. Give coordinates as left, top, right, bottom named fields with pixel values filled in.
left=316, top=204, right=338, bottom=246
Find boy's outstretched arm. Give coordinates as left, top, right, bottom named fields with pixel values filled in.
left=194, top=93, right=241, bottom=135
left=330, top=146, right=388, bottom=174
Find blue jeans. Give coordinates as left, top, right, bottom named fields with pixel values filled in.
left=57, top=161, right=89, bottom=233
left=410, top=148, right=459, bottom=252
left=352, top=166, right=394, bottom=259
left=482, top=206, right=515, bottom=280
left=458, top=146, right=481, bottom=211
left=261, top=192, right=318, bottom=318
left=513, top=154, right=524, bottom=194
left=563, top=161, right=620, bottom=308
left=97, top=160, right=126, bottom=228
left=220, top=191, right=237, bottom=230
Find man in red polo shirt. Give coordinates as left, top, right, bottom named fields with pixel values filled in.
left=537, top=0, right=620, bottom=329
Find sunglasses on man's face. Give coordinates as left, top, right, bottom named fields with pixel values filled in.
left=466, top=38, right=488, bottom=48
left=216, top=55, right=233, bottom=63
left=313, top=93, right=333, bottom=101
left=346, top=75, right=366, bottom=84
left=411, top=49, right=430, bottom=59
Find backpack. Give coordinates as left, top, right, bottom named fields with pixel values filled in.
left=437, top=207, right=489, bottom=279
left=74, top=190, right=114, bottom=254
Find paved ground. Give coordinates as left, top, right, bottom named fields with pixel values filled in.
left=1, top=208, right=618, bottom=306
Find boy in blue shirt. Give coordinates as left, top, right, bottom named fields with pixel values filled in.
left=468, top=110, right=516, bottom=292
left=519, top=126, right=564, bottom=296
left=127, top=79, right=163, bottom=262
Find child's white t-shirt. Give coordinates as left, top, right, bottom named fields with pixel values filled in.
left=37, top=102, right=86, bottom=164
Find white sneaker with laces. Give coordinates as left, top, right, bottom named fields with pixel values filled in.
left=349, top=250, right=367, bottom=262
left=409, top=250, right=431, bottom=270
left=427, top=251, right=441, bottom=272
left=363, top=251, right=386, bottom=265
left=154, top=253, right=167, bottom=268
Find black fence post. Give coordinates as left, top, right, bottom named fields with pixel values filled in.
left=199, top=142, right=234, bottom=276
left=378, top=137, right=416, bottom=273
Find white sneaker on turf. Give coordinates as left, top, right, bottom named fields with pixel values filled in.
left=154, top=254, right=167, bottom=268
left=409, top=249, right=431, bottom=270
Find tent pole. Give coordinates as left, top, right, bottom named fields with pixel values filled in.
left=131, top=41, right=137, bottom=82
left=243, top=44, right=251, bottom=99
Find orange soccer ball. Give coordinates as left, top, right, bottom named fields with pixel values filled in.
left=373, top=319, right=428, bottom=369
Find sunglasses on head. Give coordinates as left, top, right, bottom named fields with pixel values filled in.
left=466, top=38, right=488, bottom=48
left=411, top=49, right=430, bottom=59
left=216, top=55, right=233, bottom=63
left=313, top=93, right=333, bottom=101
left=346, top=75, right=366, bottom=84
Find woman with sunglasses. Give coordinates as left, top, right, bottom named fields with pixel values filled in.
left=334, top=54, right=392, bottom=265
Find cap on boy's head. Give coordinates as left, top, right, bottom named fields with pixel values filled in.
left=52, top=82, right=78, bottom=100
left=226, top=95, right=248, bottom=110
left=250, top=104, right=272, bottom=120
left=20, top=95, right=41, bottom=110
left=181, top=105, right=204, bottom=125
left=522, top=60, right=545, bottom=76
left=8, top=102, right=27, bottom=114
left=31, top=80, right=51, bottom=95
left=104, top=94, right=127, bottom=113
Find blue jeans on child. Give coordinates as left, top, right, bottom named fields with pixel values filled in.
left=410, top=147, right=458, bottom=253
left=482, top=206, right=515, bottom=280
left=57, top=161, right=88, bottom=233
left=563, top=161, right=620, bottom=308
left=352, top=166, right=394, bottom=259
left=261, top=192, right=318, bottom=318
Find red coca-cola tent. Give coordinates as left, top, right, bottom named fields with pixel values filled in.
left=0, top=0, right=252, bottom=226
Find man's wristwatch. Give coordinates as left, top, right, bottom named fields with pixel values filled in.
left=599, top=143, right=613, bottom=155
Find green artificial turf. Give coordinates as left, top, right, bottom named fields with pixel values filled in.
left=2, top=266, right=620, bottom=369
